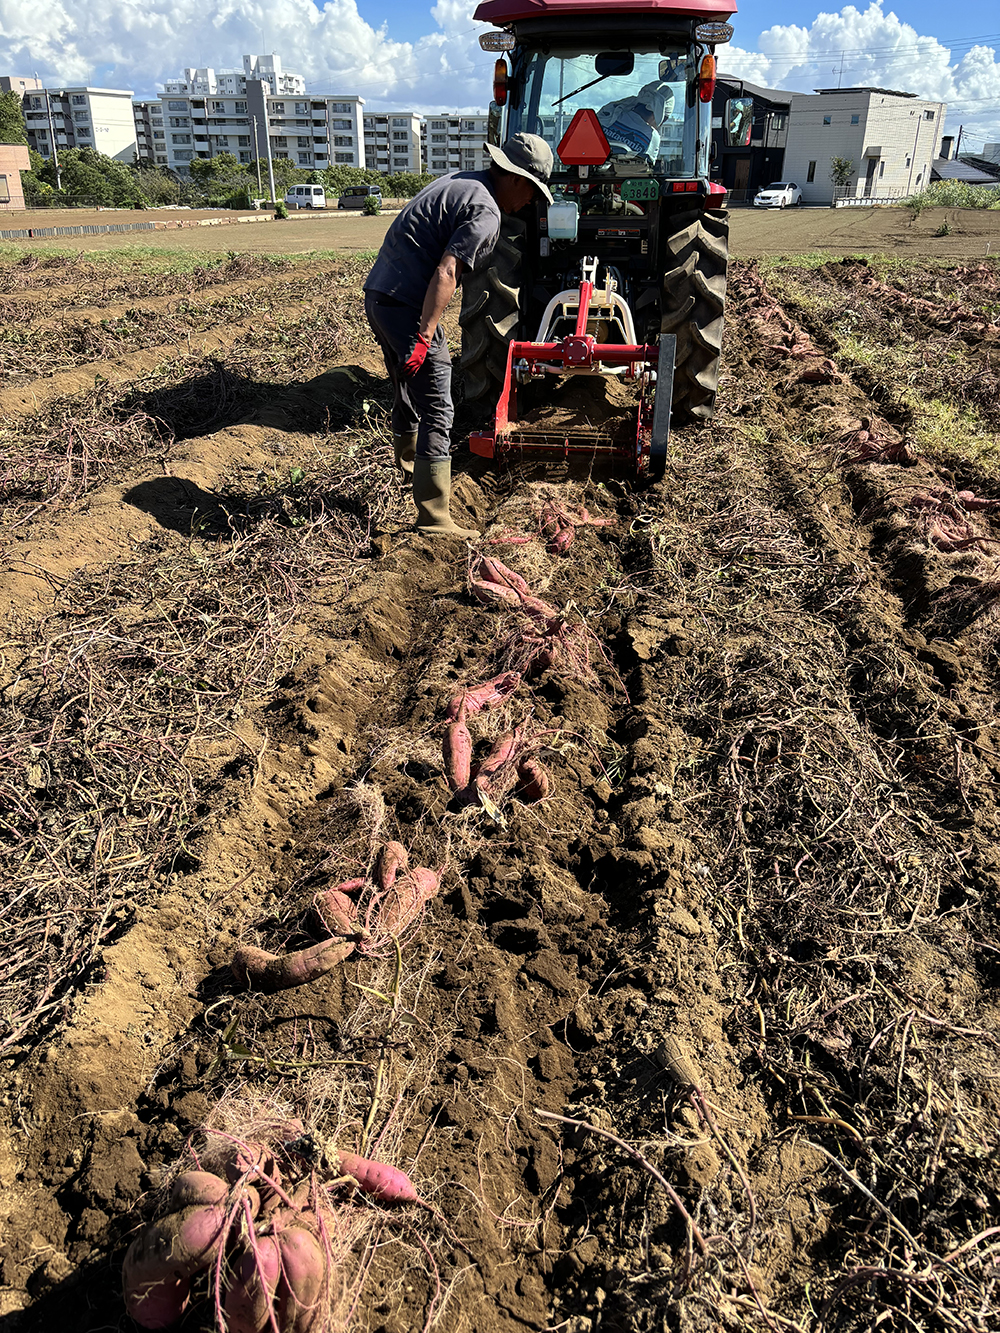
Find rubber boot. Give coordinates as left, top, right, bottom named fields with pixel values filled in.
left=412, top=457, right=479, bottom=538
left=393, top=431, right=416, bottom=482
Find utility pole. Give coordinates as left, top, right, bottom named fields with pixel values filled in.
left=262, top=98, right=276, bottom=203
left=955, top=124, right=964, bottom=158
left=837, top=51, right=845, bottom=88
left=905, top=112, right=922, bottom=196
left=252, top=114, right=263, bottom=196
left=42, top=83, right=61, bottom=191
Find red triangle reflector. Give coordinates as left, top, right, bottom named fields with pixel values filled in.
left=557, top=109, right=610, bottom=167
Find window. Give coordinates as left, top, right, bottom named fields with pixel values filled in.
left=924, top=109, right=935, bottom=121
left=879, top=161, right=885, bottom=177
left=76, top=126, right=91, bottom=137
left=174, top=149, right=194, bottom=160
left=394, top=158, right=408, bottom=167
left=851, top=114, right=859, bottom=125
left=807, top=160, right=816, bottom=182
left=298, top=152, right=311, bottom=163
left=156, top=155, right=168, bottom=163
left=169, top=117, right=190, bottom=127
left=905, top=155, right=911, bottom=167
left=239, top=151, right=251, bottom=163
left=153, top=130, right=165, bottom=140
left=392, top=131, right=407, bottom=140
left=0, top=174, right=9, bottom=203
left=334, top=151, right=353, bottom=162
left=333, top=135, right=353, bottom=147
left=171, top=134, right=192, bottom=144
left=235, top=100, right=247, bottom=112
left=238, top=135, right=250, bottom=146
left=333, top=119, right=352, bottom=129
left=431, top=134, right=446, bottom=143
left=431, top=120, right=446, bottom=129
left=272, top=102, right=285, bottom=114
left=462, top=119, right=478, bottom=130
left=212, top=101, right=225, bottom=111
left=73, top=111, right=88, bottom=122
left=71, top=94, right=85, bottom=105
left=295, top=102, right=308, bottom=114
left=823, top=115, right=831, bottom=125
left=167, top=100, right=188, bottom=111
left=392, top=117, right=407, bottom=127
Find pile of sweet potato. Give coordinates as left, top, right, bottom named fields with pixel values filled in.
left=231, top=843, right=442, bottom=991
left=124, top=1125, right=421, bottom=1331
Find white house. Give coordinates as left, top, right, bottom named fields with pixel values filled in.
left=782, top=87, right=945, bottom=204
left=21, top=86, right=137, bottom=163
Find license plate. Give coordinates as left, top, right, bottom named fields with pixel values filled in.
left=620, top=178, right=660, bottom=202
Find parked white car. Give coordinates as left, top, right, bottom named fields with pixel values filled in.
left=753, top=182, right=803, bottom=209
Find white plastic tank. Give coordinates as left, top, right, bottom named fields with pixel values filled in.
left=547, top=198, right=579, bottom=241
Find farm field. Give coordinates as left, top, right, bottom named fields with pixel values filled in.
left=0, top=229, right=999, bottom=1333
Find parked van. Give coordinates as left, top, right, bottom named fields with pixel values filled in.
left=284, top=184, right=327, bottom=210
left=338, top=185, right=382, bottom=210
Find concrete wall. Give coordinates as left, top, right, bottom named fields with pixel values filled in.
left=783, top=90, right=944, bottom=204
left=0, top=143, right=31, bottom=211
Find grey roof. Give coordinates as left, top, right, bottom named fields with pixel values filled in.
left=813, top=86, right=917, bottom=98
left=717, top=75, right=793, bottom=106
left=931, top=158, right=1000, bottom=185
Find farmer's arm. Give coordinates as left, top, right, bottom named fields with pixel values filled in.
left=418, top=252, right=464, bottom=341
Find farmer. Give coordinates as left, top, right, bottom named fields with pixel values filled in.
left=364, top=133, right=553, bottom=536
left=596, top=60, right=680, bottom=163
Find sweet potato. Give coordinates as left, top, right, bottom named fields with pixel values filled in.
left=474, top=730, right=518, bottom=794
left=443, top=703, right=472, bottom=792
left=168, top=1170, right=228, bottom=1211
left=336, top=1151, right=420, bottom=1204
left=516, top=757, right=550, bottom=803
left=476, top=555, right=531, bottom=597
left=224, top=1236, right=282, bottom=1333
left=232, top=939, right=355, bottom=993
left=445, top=670, right=521, bottom=720
left=123, top=1203, right=228, bottom=1328
left=471, top=578, right=521, bottom=609
left=525, top=642, right=560, bottom=677
left=276, top=1226, right=327, bottom=1333
left=313, top=887, right=364, bottom=940
left=548, top=525, right=574, bottom=555
left=518, top=594, right=560, bottom=627
left=220, top=1140, right=278, bottom=1188
left=376, top=866, right=441, bottom=938
left=375, top=841, right=408, bottom=892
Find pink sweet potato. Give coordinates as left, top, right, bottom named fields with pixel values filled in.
left=474, top=730, right=518, bottom=792
left=313, top=887, right=363, bottom=939
left=276, top=1226, right=327, bottom=1333
left=525, top=642, right=560, bottom=677
left=471, top=578, right=521, bottom=609
left=516, top=757, right=550, bottom=803
left=224, top=1236, right=282, bottom=1333
left=377, top=866, right=442, bottom=938
left=232, top=939, right=355, bottom=993
left=445, top=670, right=521, bottom=720
left=518, top=594, right=560, bottom=626
left=168, top=1170, right=229, bottom=1211
left=443, top=703, right=472, bottom=792
left=476, top=555, right=531, bottom=597
left=336, top=1152, right=420, bottom=1204
left=123, top=1203, right=228, bottom=1328
left=375, top=841, right=408, bottom=892
left=547, top=525, right=574, bottom=555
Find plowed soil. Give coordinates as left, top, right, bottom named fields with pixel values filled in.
left=1, top=239, right=999, bottom=1333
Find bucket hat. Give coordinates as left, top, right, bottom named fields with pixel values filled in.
left=485, top=133, right=554, bottom=203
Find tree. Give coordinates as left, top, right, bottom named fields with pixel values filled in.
left=0, top=90, right=27, bottom=146
left=830, top=156, right=854, bottom=188
left=383, top=171, right=435, bottom=199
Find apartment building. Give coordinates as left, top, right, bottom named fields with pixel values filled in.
left=422, top=114, right=490, bottom=176
left=0, top=75, right=42, bottom=97
left=782, top=87, right=945, bottom=204
left=133, top=100, right=166, bottom=166
left=21, top=86, right=136, bottom=163
left=163, top=54, right=305, bottom=98
left=363, top=112, right=421, bottom=174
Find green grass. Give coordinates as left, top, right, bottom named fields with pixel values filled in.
left=0, top=245, right=364, bottom=273
left=899, top=181, right=1000, bottom=212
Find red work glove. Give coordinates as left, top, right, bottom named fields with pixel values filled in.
left=401, top=332, right=431, bottom=378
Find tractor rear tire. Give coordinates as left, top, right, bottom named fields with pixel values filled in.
left=459, top=217, right=526, bottom=408
left=660, top=208, right=729, bottom=423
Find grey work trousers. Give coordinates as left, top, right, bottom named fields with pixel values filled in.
left=364, top=290, right=454, bottom=460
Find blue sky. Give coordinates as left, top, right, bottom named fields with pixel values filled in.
left=1, top=1, right=997, bottom=147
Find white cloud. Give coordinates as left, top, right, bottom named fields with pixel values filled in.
left=0, top=1, right=996, bottom=146
left=723, top=4, right=1000, bottom=150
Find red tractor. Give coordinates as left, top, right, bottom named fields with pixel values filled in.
left=460, top=0, right=737, bottom=478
